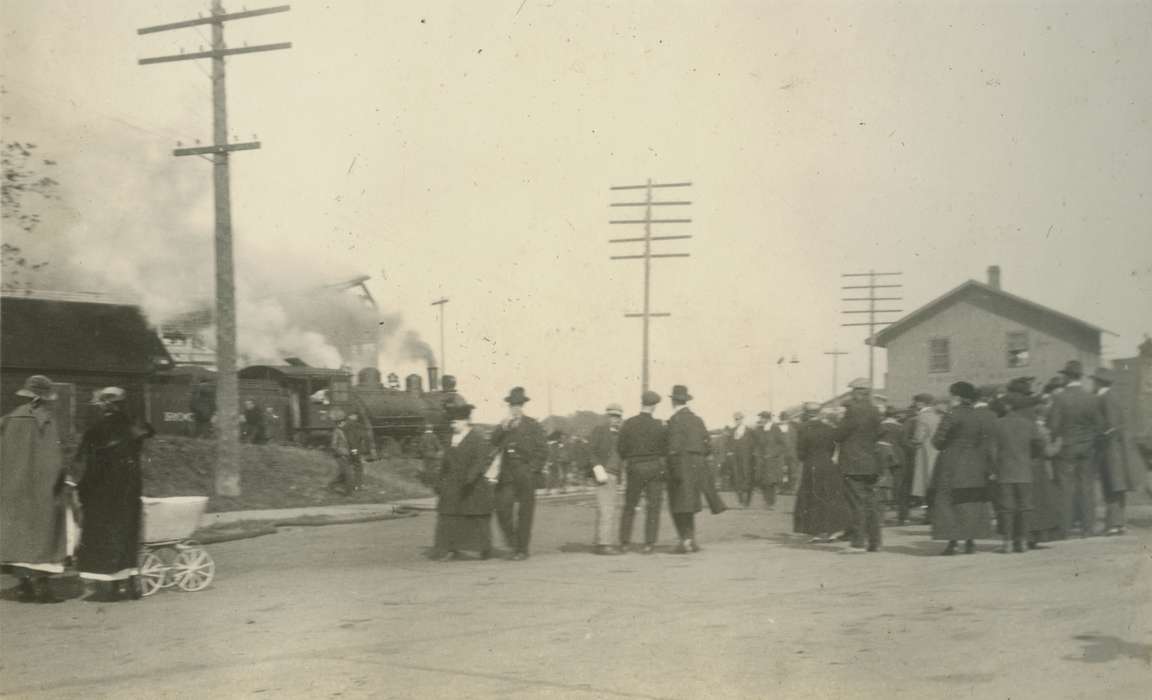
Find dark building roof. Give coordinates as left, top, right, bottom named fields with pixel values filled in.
left=868, top=280, right=1105, bottom=349
left=238, top=365, right=350, bottom=381
left=1, top=296, right=173, bottom=374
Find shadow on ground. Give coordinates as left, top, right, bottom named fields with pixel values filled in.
left=1066, top=635, right=1152, bottom=664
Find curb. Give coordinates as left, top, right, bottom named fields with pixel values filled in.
left=192, top=509, right=422, bottom=544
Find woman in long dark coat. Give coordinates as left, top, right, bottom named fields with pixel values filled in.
left=76, top=387, right=154, bottom=600
left=931, top=382, right=995, bottom=555
left=793, top=404, right=853, bottom=542
left=433, top=404, right=495, bottom=561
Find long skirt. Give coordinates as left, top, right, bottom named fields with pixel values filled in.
left=1029, top=459, right=1064, bottom=541
left=931, top=486, right=993, bottom=541
left=793, top=459, right=853, bottom=536
left=434, top=514, right=492, bottom=553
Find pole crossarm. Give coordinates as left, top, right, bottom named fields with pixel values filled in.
left=842, top=321, right=897, bottom=327
left=625, top=312, right=671, bottom=318
left=609, top=235, right=692, bottom=243
left=842, top=284, right=902, bottom=290
left=174, top=141, right=261, bottom=156
left=610, top=201, right=692, bottom=207
left=609, top=218, right=692, bottom=225
left=611, top=253, right=690, bottom=260
left=842, top=309, right=903, bottom=314
left=610, top=182, right=692, bottom=190
left=140, top=42, right=292, bottom=65
left=841, top=272, right=902, bottom=277
left=138, top=5, right=291, bottom=34
left=841, top=296, right=901, bottom=301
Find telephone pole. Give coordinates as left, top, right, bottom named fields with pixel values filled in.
left=609, top=180, right=693, bottom=393
left=841, top=271, right=903, bottom=389
left=431, top=297, right=449, bottom=374
left=822, top=348, right=849, bottom=400
left=138, top=2, right=291, bottom=497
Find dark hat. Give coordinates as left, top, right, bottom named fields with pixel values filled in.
left=949, top=381, right=978, bottom=401
left=1059, top=360, right=1083, bottom=378
left=445, top=403, right=474, bottom=420
left=1093, top=367, right=1116, bottom=385
left=640, top=390, right=662, bottom=406
left=504, top=386, right=530, bottom=405
left=758, top=410, right=772, bottom=420
left=15, top=374, right=57, bottom=400
left=912, top=393, right=935, bottom=404
left=669, top=385, right=693, bottom=402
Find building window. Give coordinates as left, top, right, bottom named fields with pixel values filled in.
left=1006, top=331, right=1030, bottom=368
left=928, top=338, right=951, bottom=373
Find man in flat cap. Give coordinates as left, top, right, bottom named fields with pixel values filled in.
left=618, top=391, right=668, bottom=553
left=587, top=403, right=626, bottom=554
left=1048, top=360, right=1103, bottom=536
left=1093, top=367, right=1145, bottom=535
left=836, top=378, right=884, bottom=551
left=490, top=387, right=548, bottom=560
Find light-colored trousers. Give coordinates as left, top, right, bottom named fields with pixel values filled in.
left=595, top=472, right=621, bottom=546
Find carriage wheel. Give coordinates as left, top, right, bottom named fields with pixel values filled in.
left=171, top=546, right=215, bottom=592
left=138, top=550, right=167, bottom=597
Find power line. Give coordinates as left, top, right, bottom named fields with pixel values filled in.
left=840, top=270, right=903, bottom=389
left=138, top=1, right=291, bottom=498
left=608, top=179, right=693, bottom=393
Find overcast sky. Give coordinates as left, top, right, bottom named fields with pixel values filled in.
left=3, top=0, right=1151, bottom=425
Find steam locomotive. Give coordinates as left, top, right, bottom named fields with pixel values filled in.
left=148, top=363, right=463, bottom=453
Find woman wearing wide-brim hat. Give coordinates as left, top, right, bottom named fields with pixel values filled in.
left=930, top=381, right=996, bottom=555
left=0, top=375, right=70, bottom=603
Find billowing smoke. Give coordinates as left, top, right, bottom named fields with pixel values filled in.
left=1, top=108, right=433, bottom=371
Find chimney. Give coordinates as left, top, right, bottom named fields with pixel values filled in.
left=427, top=365, right=440, bottom=392
left=987, top=265, right=1002, bottom=290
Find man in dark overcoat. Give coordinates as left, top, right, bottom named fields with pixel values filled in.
left=490, top=387, right=548, bottom=560
left=725, top=412, right=756, bottom=507
left=752, top=411, right=786, bottom=508
left=993, top=394, right=1044, bottom=552
left=1048, top=360, right=1104, bottom=536
left=666, top=385, right=718, bottom=553
left=835, top=379, right=884, bottom=551
left=1093, top=368, right=1145, bottom=535
left=618, top=391, right=668, bottom=553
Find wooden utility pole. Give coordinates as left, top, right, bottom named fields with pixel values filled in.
left=609, top=180, right=693, bottom=393
left=823, top=348, right=849, bottom=400
left=841, top=271, right=903, bottom=389
left=431, top=298, right=449, bottom=374
left=138, top=2, right=291, bottom=497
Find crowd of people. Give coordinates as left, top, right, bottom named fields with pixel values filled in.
left=431, top=358, right=1147, bottom=561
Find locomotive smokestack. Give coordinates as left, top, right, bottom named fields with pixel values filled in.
left=427, top=365, right=440, bottom=392
left=405, top=373, right=424, bottom=395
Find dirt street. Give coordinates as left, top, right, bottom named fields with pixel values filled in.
left=2, top=495, right=1149, bottom=699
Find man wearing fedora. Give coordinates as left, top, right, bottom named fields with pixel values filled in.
left=1093, top=367, right=1145, bottom=535
left=1048, top=360, right=1104, bottom=536
left=618, top=390, right=669, bottom=553
left=836, top=378, right=884, bottom=551
left=588, top=403, right=626, bottom=554
left=666, top=385, right=719, bottom=553
left=490, top=387, right=548, bottom=560
left=1, top=375, right=70, bottom=603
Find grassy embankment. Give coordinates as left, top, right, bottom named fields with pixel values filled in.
left=140, top=435, right=432, bottom=513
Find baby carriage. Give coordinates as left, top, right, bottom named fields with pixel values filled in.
left=138, top=496, right=216, bottom=596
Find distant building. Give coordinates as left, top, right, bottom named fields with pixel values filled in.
left=1112, top=336, right=1152, bottom=449
left=869, top=266, right=1104, bottom=407
left=1, top=294, right=173, bottom=439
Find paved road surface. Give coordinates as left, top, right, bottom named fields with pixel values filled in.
left=2, top=495, right=1149, bottom=699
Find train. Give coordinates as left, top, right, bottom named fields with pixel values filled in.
left=147, top=363, right=465, bottom=454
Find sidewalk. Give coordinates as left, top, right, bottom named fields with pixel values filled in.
left=204, top=485, right=600, bottom=526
